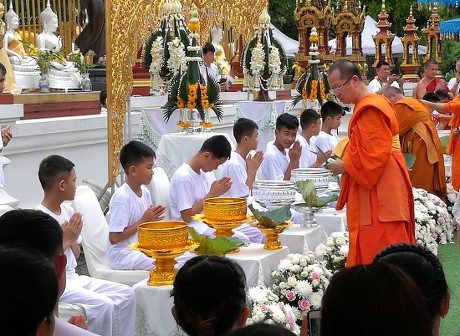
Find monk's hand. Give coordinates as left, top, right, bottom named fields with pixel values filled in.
left=454, top=127, right=460, bottom=137
left=327, top=158, right=346, bottom=175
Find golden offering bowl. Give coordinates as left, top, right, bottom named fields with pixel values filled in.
left=258, top=221, right=292, bottom=250
left=204, top=197, right=247, bottom=222
left=193, top=213, right=252, bottom=237
left=138, top=221, right=188, bottom=250
left=135, top=221, right=192, bottom=286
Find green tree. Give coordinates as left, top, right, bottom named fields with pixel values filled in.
left=268, top=0, right=298, bottom=40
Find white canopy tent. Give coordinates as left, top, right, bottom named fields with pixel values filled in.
left=272, top=25, right=299, bottom=57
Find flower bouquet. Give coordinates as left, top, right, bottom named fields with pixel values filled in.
left=242, top=9, right=287, bottom=101
left=270, top=253, right=332, bottom=323
left=162, top=7, right=222, bottom=131
left=413, top=187, right=454, bottom=255
left=246, top=285, right=300, bottom=334
left=446, top=183, right=458, bottom=219
left=292, top=27, right=331, bottom=110
left=142, top=0, right=189, bottom=95
left=314, top=231, right=349, bottom=273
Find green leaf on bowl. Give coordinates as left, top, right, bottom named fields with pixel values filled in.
left=248, top=203, right=291, bottom=228
left=188, top=227, right=244, bottom=255
left=296, top=180, right=338, bottom=207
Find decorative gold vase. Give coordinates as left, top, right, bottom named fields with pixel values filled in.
left=258, top=222, right=291, bottom=250
left=134, top=221, right=195, bottom=286
left=202, top=197, right=248, bottom=236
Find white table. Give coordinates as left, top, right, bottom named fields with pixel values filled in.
left=227, top=243, right=289, bottom=287
left=314, top=208, right=347, bottom=235
left=133, top=281, right=184, bottom=336
left=279, top=225, right=328, bottom=254
left=235, top=100, right=288, bottom=151
left=156, top=132, right=234, bottom=178
left=138, top=107, right=180, bottom=151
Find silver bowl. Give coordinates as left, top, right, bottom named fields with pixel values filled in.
left=290, top=168, right=332, bottom=192
left=252, top=180, right=296, bottom=210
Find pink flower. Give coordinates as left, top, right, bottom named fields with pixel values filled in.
left=298, top=299, right=310, bottom=311
left=311, top=272, right=320, bottom=280
left=259, top=304, right=268, bottom=313
left=285, top=314, right=295, bottom=326
left=285, top=290, right=296, bottom=301
left=278, top=302, right=285, bottom=309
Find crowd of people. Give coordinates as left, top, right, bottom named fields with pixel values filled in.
left=0, top=46, right=459, bottom=335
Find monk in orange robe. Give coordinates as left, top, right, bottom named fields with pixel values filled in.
left=422, top=95, right=460, bottom=191
left=384, top=86, right=446, bottom=201
left=327, top=60, right=415, bottom=267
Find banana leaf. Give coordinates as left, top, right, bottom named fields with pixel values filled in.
left=248, top=204, right=291, bottom=228
left=296, top=180, right=338, bottom=207
left=188, top=227, right=244, bottom=255
left=439, top=136, right=449, bottom=154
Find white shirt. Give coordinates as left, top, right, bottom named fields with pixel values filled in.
left=315, top=130, right=339, bottom=153
left=107, top=183, right=152, bottom=266
left=199, top=63, right=234, bottom=89
left=37, top=203, right=78, bottom=280
left=260, top=143, right=289, bottom=181
left=297, top=134, right=317, bottom=168
left=367, top=78, right=400, bottom=93
left=448, top=77, right=460, bottom=96
left=220, top=152, right=249, bottom=197
left=169, top=163, right=210, bottom=234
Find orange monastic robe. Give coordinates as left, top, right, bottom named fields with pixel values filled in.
left=395, top=98, right=446, bottom=201
left=337, top=94, right=415, bottom=267
left=444, top=96, right=460, bottom=191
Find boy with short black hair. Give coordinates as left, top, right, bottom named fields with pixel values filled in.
left=298, top=109, right=331, bottom=168
left=315, top=101, right=343, bottom=152
left=108, top=140, right=165, bottom=270
left=220, top=118, right=263, bottom=197
left=37, top=154, right=136, bottom=336
left=260, top=113, right=301, bottom=180
left=170, top=135, right=233, bottom=236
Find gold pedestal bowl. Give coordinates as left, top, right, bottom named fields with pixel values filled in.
left=133, top=221, right=195, bottom=286
left=258, top=221, right=292, bottom=250
left=201, top=197, right=248, bottom=236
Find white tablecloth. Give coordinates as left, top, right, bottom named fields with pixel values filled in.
left=156, top=132, right=234, bottom=178
left=235, top=101, right=288, bottom=151
left=227, top=243, right=289, bottom=287
left=314, top=208, right=347, bottom=235
left=138, top=108, right=180, bottom=151
left=279, top=225, right=328, bottom=254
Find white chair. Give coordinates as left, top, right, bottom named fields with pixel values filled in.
left=73, top=185, right=149, bottom=286
left=150, top=167, right=171, bottom=220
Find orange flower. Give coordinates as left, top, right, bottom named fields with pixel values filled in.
left=309, top=35, right=318, bottom=43
left=188, top=22, right=200, bottom=31
left=187, top=101, right=196, bottom=109
left=177, top=97, right=185, bottom=109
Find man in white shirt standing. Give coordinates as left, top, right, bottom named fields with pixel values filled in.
left=367, top=61, right=404, bottom=95
left=199, top=42, right=234, bottom=91
left=448, top=60, right=460, bottom=97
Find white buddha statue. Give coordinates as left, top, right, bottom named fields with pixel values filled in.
left=36, top=1, right=81, bottom=89
left=211, top=26, right=230, bottom=76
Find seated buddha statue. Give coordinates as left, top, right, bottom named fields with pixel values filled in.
left=211, top=26, right=230, bottom=77
left=4, top=3, right=38, bottom=67
left=35, top=1, right=81, bottom=89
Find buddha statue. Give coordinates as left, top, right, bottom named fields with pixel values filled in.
left=211, top=26, right=230, bottom=76
left=35, top=1, right=81, bottom=89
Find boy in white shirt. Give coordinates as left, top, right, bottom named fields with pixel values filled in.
left=260, top=113, right=301, bottom=180
left=170, top=135, right=233, bottom=236
left=298, top=109, right=331, bottom=168
left=37, top=155, right=135, bottom=336
left=220, top=118, right=263, bottom=197
left=315, top=101, right=343, bottom=153
left=107, top=140, right=166, bottom=270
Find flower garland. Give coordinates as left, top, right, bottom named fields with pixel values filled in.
left=167, top=37, right=187, bottom=73
left=246, top=286, right=300, bottom=334
left=250, top=42, right=266, bottom=76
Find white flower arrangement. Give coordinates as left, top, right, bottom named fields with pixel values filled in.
left=246, top=285, right=300, bottom=334
left=250, top=42, right=266, bottom=76
left=314, top=231, right=349, bottom=273
left=268, top=46, right=281, bottom=75
left=149, top=36, right=164, bottom=74
left=270, top=253, right=332, bottom=323
left=446, top=183, right=458, bottom=218
left=167, top=37, right=187, bottom=73
left=413, top=187, right=454, bottom=255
